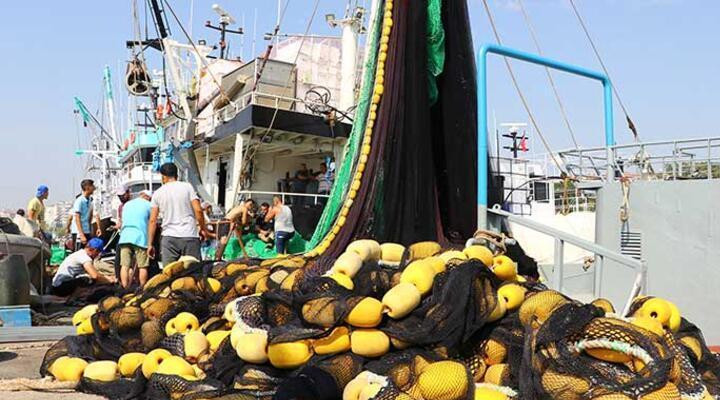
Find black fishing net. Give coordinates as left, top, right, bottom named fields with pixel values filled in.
left=79, top=367, right=147, bottom=400
left=382, top=260, right=500, bottom=349
left=676, top=319, right=720, bottom=396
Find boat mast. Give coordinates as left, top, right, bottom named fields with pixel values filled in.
left=103, top=66, right=119, bottom=144
left=327, top=1, right=365, bottom=113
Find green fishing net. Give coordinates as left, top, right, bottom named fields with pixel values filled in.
left=427, top=0, right=446, bottom=105
left=207, top=235, right=308, bottom=260
left=307, top=0, right=384, bottom=249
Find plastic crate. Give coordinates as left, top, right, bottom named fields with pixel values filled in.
left=0, top=305, right=31, bottom=327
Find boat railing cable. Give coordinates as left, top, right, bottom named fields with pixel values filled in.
left=480, top=0, right=567, bottom=176
left=568, top=0, right=638, bottom=142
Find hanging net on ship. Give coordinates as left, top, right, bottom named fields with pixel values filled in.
left=41, top=1, right=720, bottom=400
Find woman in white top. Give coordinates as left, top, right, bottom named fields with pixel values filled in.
left=265, top=195, right=295, bottom=254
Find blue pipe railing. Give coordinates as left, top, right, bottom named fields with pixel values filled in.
left=476, top=43, right=615, bottom=229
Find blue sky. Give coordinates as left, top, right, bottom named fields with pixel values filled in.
left=0, top=0, right=718, bottom=209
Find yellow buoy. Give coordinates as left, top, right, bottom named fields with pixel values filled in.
left=380, top=243, right=405, bottom=264
left=417, top=360, right=469, bottom=400
left=350, top=329, right=390, bottom=358
left=49, top=356, right=88, bottom=382
left=497, top=284, right=527, bottom=311
left=155, top=356, right=195, bottom=377
left=313, top=326, right=351, bottom=355
left=118, top=353, right=146, bottom=377
left=142, top=348, right=172, bottom=379
left=83, top=361, right=119, bottom=382
left=268, top=341, right=313, bottom=369
left=400, top=261, right=436, bottom=295
left=382, top=282, right=421, bottom=319
left=492, top=255, right=517, bottom=281
left=345, top=297, right=384, bottom=328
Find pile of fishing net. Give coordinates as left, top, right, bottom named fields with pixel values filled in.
left=40, top=239, right=720, bottom=400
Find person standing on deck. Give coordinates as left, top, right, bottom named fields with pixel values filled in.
left=265, top=195, right=295, bottom=254
left=118, top=190, right=152, bottom=288
left=71, top=180, right=102, bottom=250
left=291, top=163, right=311, bottom=205
left=147, top=163, right=209, bottom=263
left=27, top=185, right=50, bottom=240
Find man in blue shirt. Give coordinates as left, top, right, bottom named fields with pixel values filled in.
left=118, top=190, right=152, bottom=288
left=71, top=179, right=102, bottom=250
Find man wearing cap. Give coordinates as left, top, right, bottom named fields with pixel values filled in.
left=115, top=186, right=131, bottom=229
left=147, top=163, right=210, bottom=263
left=72, top=179, right=103, bottom=250
left=27, top=185, right=49, bottom=236
left=50, top=238, right=116, bottom=296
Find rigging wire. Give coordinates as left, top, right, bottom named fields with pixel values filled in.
left=517, top=0, right=600, bottom=176
left=161, top=0, right=235, bottom=106
left=145, top=0, right=187, bottom=121
left=567, top=0, right=638, bottom=141
left=480, top=0, right=566, bottom=175
left=234, top=0, right=322, bottom=198
left=517, top=0, right=579, bottom=149
left=251, top=0, right=292, bottom=91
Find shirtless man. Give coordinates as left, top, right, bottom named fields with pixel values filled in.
left=215, top=199, right=256, bottom=260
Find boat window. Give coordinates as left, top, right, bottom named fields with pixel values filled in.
left=128, top=183, right=161, bottom=196
left=139, top=148, right=155, bottom=163
left=533, top=181, right=549, bottom=203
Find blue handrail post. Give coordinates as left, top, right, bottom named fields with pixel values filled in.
left=603, top=80, right=615, bottom=178
left=477, top=48, right=489, bottom=231
left=476, top=43, right=614, bottom=230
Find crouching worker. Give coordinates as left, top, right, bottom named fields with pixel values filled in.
left=50, top=238, right=116, bottom=296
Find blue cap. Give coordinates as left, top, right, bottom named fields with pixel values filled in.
left=87, top=238, right=105, bottom=250
left=36, top=185, right=49, bottom=197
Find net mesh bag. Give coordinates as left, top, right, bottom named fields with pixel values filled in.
left=382, top=260, right=500, bottom=349
left=675, top=319, right=720, bottom=396
left=146, top=373, right=226, bottom=400
left=519, top=301, right=684, bottom=400
left=40, top=334, right=98, bottom=376
left=79, top=368, right=147, bottom=400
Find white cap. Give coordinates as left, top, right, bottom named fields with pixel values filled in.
left=140, top=190, right=152, bottom=197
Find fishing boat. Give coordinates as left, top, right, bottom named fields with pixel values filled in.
left=34, top=1, right=720, bottom=399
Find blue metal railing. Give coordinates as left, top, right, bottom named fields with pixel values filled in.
left=476, top=43, right=614, bottom=229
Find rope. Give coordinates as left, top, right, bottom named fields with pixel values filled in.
left=619, top=177, right=630, bottom=222
left=0, top=377, right=78, bottom=392
left=567, top=0, right=639, bottom=141
left=571, top=338, right=654, bottom=365
left=480, top=0, right=567, bottom=175
left=474, top=383, right=518, bottom=398
left=561, top=176, right=571, bottom=215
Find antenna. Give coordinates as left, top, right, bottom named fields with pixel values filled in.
left=206, top=3, right=243, bottom=59
left=212, top=4, right=236, bottom=25
left=252, top=8, right=257, bottom=57
left=240, top=13, right=245, bottom=60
